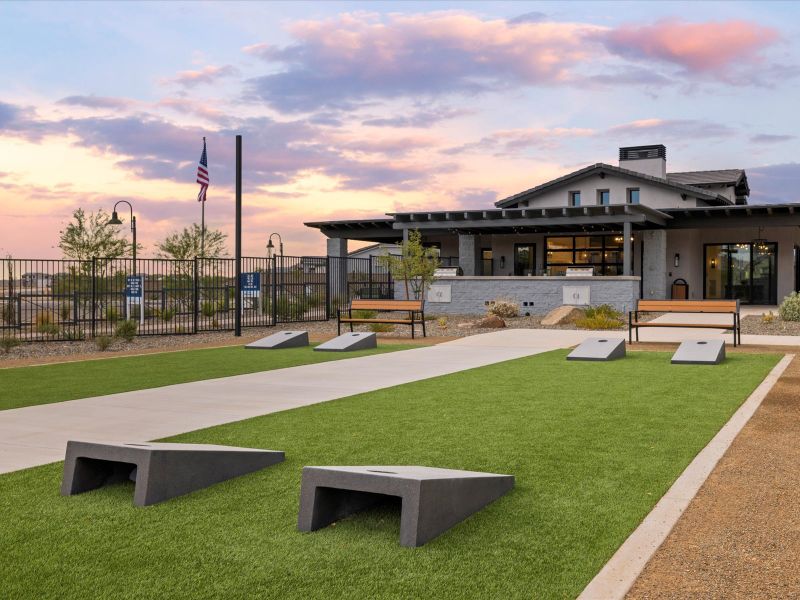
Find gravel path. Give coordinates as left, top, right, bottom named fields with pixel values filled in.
left=627, top=353, right=800, bottom=599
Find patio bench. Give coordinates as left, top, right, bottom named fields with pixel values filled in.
left=338, top=299, right=426, bottom=338
left=628, top=299, right=740, bottom=346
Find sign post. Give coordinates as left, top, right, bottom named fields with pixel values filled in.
left=125, top=275, right=144, bottom=324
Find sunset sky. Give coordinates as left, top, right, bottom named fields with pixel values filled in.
left=1, top=1, right=799, bottom=258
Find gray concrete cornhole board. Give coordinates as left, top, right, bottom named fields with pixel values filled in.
left=297, top=465, right=514, bottom=547
left=61, top=441, right=284, bottom=506
left=567, top=337, right=626, bottom=361
left=671, top=339, right=726, bottom=365
left=245, top=330, right=309, bottom=350
left=314, top=332, right=377, bottom=352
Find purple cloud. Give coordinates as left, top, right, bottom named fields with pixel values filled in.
left=606, top=118, right=736, bottom=140
left=57, top=95, right=134, bottom=109
left=243, top=13, right=603, bottom=111
left=747, top=163, right=800, bottom=204
left=362, top=107, right=472, bottom=128
left=750, top=133, right=796, bottom=144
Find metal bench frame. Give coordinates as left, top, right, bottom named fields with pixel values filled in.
left=629, top=299, right=740, bottom=346
left=338, top=299, right=426, bottom=338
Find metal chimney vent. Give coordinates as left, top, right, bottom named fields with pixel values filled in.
left=619, top=145, right=666, bottom=161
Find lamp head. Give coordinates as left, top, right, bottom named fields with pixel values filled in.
left=266, top=239, right=274, bottom=250
left=108, top=211, right=123, bottom=225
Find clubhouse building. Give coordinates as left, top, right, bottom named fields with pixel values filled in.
left=307, top=145, right=800, bottom=314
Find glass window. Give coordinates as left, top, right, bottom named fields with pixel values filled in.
left=514, top=244, right=536, bottom=276
left=598, top=190, right=610, bottom=205
left=569, top=191, right=581, bottom=207
left=544, top=235, right=625, bottom=275
left=546, top=237, right=573, bottom=250
left=627, top=188, right=640, bottom=204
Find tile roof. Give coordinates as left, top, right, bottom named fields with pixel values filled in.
left=666, top=169, right=745, bottom=187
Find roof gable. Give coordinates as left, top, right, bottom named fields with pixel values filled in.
left=495, top=163, right=732, bottom=208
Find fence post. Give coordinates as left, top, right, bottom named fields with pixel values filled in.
left=325, top=256, right=331, bottom=319
left=73, top=290, right=79, bottom=323
left=91, top=257, right=96, bottom=338
left=271, top=255, right=278, bottom=325
left=193, top=257, right=199, bottom=334
left=369, top=256, right=374, bottom=299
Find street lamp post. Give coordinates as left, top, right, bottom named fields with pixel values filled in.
left=108, top=201, right=137, bottom=275
left=267, top=233, right=284, bottom=293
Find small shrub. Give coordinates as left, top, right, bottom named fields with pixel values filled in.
left=779, top=292, right=800, bottom=322
left=63, top=327, right=86, bottom=341
left=114, top=319, right=138, bottom=342
left=105, top=307, right=120, bottom=322
left=175, top=326, right=186, bottom=334
left=583, top=304, right=623, bottom=320
left=307, top=294, right=324, bottom=309
left=574, top=305, right=624, bottom=330
left=162, top=307, right=176, bottom=322
left=488, top=298, right=519, bottom=319
left=95, top=335, right=112, bottom=351
left=201, top=301, right=217, bottom=318
left=1, top=336, right=21, bottom=354
left=351, top=309, right=377, bottom=319
left=59, top=303, right=72, bottom=321
left=761, top=311, right=775, bottom=324
left=437, top=316, right=448, bottom=329
left=369, top=322, right=395, bottom=333
left=1, top=301, right=15, bottom=325
left=35, top=312, right=56, bottom=333
left=211, top=318, right=219, bottom=329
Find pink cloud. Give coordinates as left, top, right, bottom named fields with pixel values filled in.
left=245, top=12, right=605, bottom=110
left=164, top=64, right=239, bottom=88
left=603, top=19, right=780, bottom=73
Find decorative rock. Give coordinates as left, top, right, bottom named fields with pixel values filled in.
left=297, top=465, right=515, bottom=547
left=61, top=441, right=284, bottom=506
left=541, top=305, right=584, bottom=326
left=475, top=315, right=506, bottom=328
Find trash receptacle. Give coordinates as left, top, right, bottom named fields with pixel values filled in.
left=671, top=278, right=688, bottom=300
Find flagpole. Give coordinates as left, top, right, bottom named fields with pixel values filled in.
left=200, top=136, right=206, bottom=259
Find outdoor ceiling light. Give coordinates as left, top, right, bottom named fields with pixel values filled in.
left=108, top=211, right=123, bottom=225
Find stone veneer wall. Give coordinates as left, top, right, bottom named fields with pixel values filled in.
left=396, top=276, right=641, bottom=315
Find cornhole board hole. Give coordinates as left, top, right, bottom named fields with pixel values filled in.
left=61, top=441, right=285, bottom=507
left=567, top=337, right=626, bottom=361
left=314, top=332, right=377, bottom=352
left=671, top=339, right=726, bottom=365
left=245, top=330, right=309, bottom=350
left=297, top=465, right=515, bottom=547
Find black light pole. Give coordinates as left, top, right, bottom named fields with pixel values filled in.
left=234, top=134, right=242, bottom=337
left=108, top=200, right=137, bottom=274
left=267, top=232, right=284, bottom=290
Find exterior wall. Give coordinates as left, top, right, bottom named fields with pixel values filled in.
left=514, top=173, right=704, bottom=210
left=665, top=226, right=800, bottom=303
left=348, top=243, right=400, bottom=260
left=641, top=230, right=667, bottom=299
left=402, top=276, right=640, bottom=315
left=619, top=157, right=666, bottom=178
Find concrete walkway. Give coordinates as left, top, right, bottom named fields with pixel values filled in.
left=0, top=329, right=593, bottom=475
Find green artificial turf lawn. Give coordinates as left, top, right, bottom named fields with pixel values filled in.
left=0, top=350, right=780, bottom=599
left=0, top=344, right=416, bottom=411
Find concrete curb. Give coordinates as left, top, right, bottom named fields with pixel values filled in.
left=577, top=353, right=795, bottom=600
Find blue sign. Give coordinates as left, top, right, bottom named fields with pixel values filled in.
left=240, top=272, right=261, bottom=297
left=125, top=275, right=143, bottom=299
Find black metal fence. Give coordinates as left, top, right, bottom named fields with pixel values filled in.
left=0, top=255, right=394, bottom=342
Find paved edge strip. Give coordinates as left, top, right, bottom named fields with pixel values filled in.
left=577, top=353, right=795, bottom=600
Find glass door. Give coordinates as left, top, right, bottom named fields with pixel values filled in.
left=514, top=244, right=535, bottom=276
left=704, top=243, right=777, bottom=304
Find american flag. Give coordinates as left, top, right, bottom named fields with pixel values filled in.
left=196, top=137, right=209, bottom=202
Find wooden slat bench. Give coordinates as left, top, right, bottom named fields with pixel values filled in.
left=338, top=299, right=426, bottom=338
left=629, top=299, right=740, bottom=346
